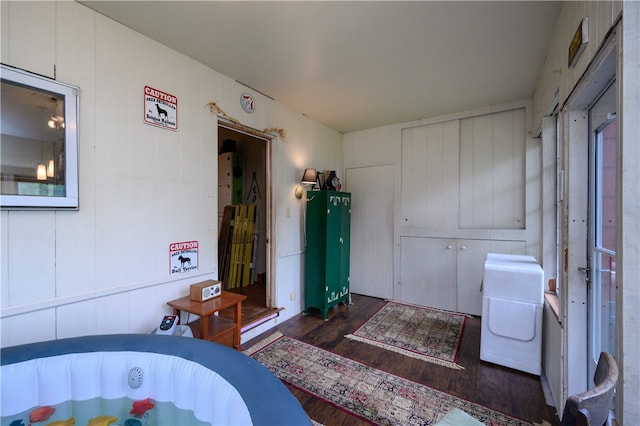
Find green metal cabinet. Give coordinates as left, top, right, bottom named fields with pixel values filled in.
left=304, top=191, right=351, bottom=320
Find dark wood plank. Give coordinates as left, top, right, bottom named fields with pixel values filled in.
left=244, top=293, right=561, bottom=426
left=219, top=282, right=283, bottom=328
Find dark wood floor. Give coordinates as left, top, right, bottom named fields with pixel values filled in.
left=244, top=293, right=561, bottom=426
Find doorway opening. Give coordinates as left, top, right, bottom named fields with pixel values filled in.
left=216, top=123, right=282, bottom=332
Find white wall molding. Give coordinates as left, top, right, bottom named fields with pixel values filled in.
left=0, top=270, right=216, bottom=319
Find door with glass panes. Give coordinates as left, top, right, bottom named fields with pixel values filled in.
left=587, top=81, right=617, bottom=385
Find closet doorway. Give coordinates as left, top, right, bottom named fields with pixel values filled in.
left=217, top=123, right=280, bottom=331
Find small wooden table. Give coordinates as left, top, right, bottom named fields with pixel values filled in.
left=167, top=291, right=247, bottom=350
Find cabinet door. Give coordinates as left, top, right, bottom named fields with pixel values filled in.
left=339, top=194, right=351, bottom=293
left=399, top=237, right=526, bottom=315
left=459, top=108, right=526, bottom=229
left=456, top=239, right=526, bottom=315
left=399, top=237, right=456, bottom=311
left=401, top=120, right=459, bottom=229
left=304, top=191, right=328, bottom=310
left=325, top=195, right=342, bottom=296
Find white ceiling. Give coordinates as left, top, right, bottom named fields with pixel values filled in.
left=79, top=1, right=562, bottom=134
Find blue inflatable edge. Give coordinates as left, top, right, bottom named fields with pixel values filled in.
left=1, top=334, right=310, bottom=426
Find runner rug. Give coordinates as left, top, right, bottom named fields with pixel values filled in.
left=345, top=301, right=467, bottom=369
left=245, top=332, right=531, bottom=426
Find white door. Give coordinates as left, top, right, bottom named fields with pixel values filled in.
left=399, top=237, right=457, bottom=310
left=401, top=121, right=459, bottom=229
left=345, top=165, right=394, bottom=299
left=587, top=81, right=617, bottom=382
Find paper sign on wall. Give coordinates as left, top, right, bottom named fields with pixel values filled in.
left=170, top=240, right=198, bottom=274
left=144, top=85, right=178, bottom=131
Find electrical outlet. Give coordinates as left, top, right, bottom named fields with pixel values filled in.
left=290, top=292, right=296, bottom=301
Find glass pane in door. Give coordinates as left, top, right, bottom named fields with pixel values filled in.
left=597, top=122, right=618, bottom=253
left=592, top=251, right=616, bottom=357
left=590, top=111, right=617, bottom=365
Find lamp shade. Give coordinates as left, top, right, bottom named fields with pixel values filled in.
left=36, top=163, right=47, bottom=181
left=301, top=168, right=317, bottom=184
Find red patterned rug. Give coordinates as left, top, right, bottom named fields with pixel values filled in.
left=345, top=301, right=466, bottom=369
left=245, top=332, right=532, bottom=425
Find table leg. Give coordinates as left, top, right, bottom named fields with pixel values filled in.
left=201, top=314, right=209, bottom=340
left=235, top=301, right=242, bottom=350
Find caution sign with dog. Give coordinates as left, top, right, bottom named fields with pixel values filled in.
left=144, top=85, right=178, bottom=131
left=170, top=240, right=198, bottom=274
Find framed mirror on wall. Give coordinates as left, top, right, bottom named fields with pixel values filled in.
left=1, top=64, right=79, bottom=209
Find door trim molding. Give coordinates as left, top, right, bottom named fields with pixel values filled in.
left=217, top=118, right=277, bottom=308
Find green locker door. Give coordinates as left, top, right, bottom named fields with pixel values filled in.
left=325, top=192, right=342, bottom=300
left=304, top=191, right=327, bottom=316
left=304, top=191, right=351, bottom=320
left=339, top=193, right=351, bottom=298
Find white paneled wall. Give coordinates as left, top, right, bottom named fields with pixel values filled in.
left=0, top=1, right=343, bottom=347
left=620, top=4, right=640, bottom=423
left=1, top=308, right=55, bottom=347
left=346, top=99, right=539, bottom=319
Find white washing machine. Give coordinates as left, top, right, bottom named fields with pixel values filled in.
left=480, top=253, right=544, bottom=375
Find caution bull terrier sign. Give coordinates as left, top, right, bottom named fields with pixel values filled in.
left=170, top=240, right=198, bottom=274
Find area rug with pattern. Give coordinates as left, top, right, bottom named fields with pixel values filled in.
left=245, top=332, right=532, bottom=426
left=345, top=300, right=467, bottom=369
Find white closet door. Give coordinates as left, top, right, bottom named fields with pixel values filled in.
left=398, top=237, right=456, bottom=311
left=345, top=165, right=394, bottom=299
left=401, top=120, right=459, bottom=229
left=459, top=108, right=526, bottom=229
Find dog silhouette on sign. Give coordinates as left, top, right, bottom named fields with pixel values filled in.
left=178, top=255, right=191, bottom=268
left=156, top=103, right=168, bottom=121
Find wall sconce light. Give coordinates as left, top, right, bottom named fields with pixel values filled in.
left=295, top=168, right=318, bottom=199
